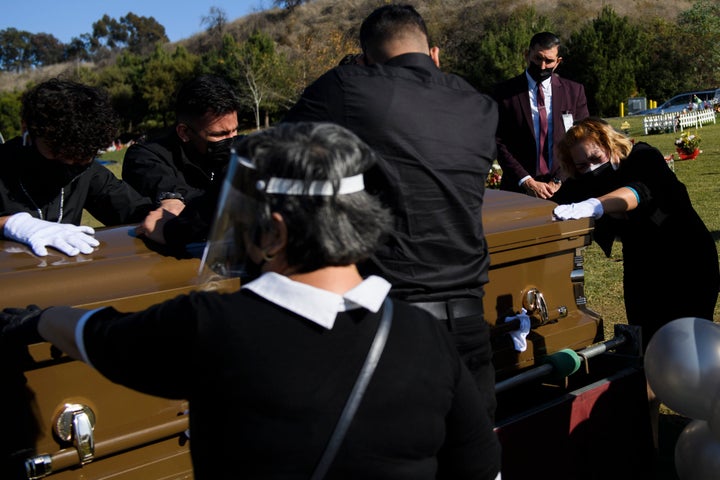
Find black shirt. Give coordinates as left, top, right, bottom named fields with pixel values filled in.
left=0, top=137, right=152, bottom=226
left=82, top=288, right=501, bottom=480
left=283, top=53, right=499, bottom=302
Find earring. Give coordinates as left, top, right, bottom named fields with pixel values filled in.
left=262, top=251, right=276, bottom=263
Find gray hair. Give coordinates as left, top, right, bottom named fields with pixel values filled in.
left=235, top=122, right=392, bottom=272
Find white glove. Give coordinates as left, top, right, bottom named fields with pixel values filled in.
left=4, top=212, right=99, bottom=257
left=553, top=198, right=604, bottom=220
left=504, top=308, right=531, bottom=352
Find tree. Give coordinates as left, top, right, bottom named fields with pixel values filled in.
left=440, top=6, right=553, bottom=92
left=138, top=45, right=199, bottom=130
left=89, top=14, right=128, bottom=59
left=202, top=6, right=228, bottom=39
left=273, top=0, right=308, bottom=10
left=635, top=18, right=688, bottom=104
left=563, top=7, right=643, bottom=116
left=65, top=35, right=93, bottom=63
left=200, top=32, right=294, bottom=129
left=89, top=13, right=168, bottom=59
left=98, top=51, right=146, bottom=134
left=0, top=28, right=32, bottom=72
left=0, top=29, right=64, bottom=70
left=0, top=89, right=22, bottom=140
left=27, top=33, right=64, bottom=66
left=95, top=45, right=198, bottom=134
left=283, top=24, right=358, bottom=102
left=675, top=0, right=720, bottom=89
left=122, top=13, right=169, bottom=56
left=237, top=32, right=293, bottom=129
left=199, top=33, right=244, bottom=97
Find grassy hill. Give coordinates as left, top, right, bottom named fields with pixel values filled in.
left=0, top=0, right=696, bottom=94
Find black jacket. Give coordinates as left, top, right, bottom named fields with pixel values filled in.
left=122, top=132, right=245, bottom=250
left=122, top=131, right=226, bottom=205
left=551, top=142, right=719, bottom=340
left=0, top=137, right=152, bottom=226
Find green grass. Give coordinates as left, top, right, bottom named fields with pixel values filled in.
left=98, top=149, right=125, bottom=176
left=83, top=149, right=126, bottom=226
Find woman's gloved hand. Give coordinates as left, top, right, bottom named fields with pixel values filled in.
left=553, top=198, right=604, bottom=220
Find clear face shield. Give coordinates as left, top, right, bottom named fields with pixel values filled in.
left=198, top=151, right=263, bottom=288
left=198, top=150, right=365, bottom=288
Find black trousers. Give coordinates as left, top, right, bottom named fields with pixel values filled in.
left=411, top=298, right=497, bottom=422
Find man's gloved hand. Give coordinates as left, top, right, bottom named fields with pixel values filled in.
left=4, top=212, right=99, bottom=256
left=553, top=198, right=604, bottom=220
left=0, top=305, right=44, bottom=345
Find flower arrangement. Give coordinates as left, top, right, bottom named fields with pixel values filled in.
left=674, top=131, right=701, bottom=155
left=486, top=162, right=503, bottom=189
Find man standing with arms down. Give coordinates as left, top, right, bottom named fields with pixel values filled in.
left=283, top=3, right=500, bottom=434
left=494, top=32, right=589, bottom=198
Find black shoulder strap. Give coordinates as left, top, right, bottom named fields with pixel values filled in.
left=309, top=298, right=393, bottom=480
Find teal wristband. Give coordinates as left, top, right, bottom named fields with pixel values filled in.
left=626, top=186, right=640, bottom=203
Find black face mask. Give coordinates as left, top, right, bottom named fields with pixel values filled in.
left=23, top=145, right=90, bottom=197
left=528, top=62, right=554, bottom=83
left=580, top=161, right=612, bottom=178
left=204, top=137, right=235, bottom=165
left=185, top=136, right=235, bottom=177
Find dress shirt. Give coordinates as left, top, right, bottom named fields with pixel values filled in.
left=283, top=53, right=497, bottom=302
left=520, top=72, right=554, bottom=185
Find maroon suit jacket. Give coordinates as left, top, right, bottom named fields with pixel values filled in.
left=493, top=72, right=589, bottom=192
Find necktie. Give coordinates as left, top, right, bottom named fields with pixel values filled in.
left=537, top=85, right=550, bottom=176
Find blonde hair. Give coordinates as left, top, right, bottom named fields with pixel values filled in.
left=556, top=117, right=633, bottom=177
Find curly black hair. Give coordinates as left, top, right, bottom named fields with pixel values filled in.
left=21, top=78, right=119, bottom=164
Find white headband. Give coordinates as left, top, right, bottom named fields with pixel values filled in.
left=239, top=157, right=365, bottom=196
left=261, top=174, right=364, bottom=196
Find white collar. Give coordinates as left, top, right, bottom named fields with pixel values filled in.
left=242, top=272, right=391, bottom=329
left=526, top=71, right=551, bottom=91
